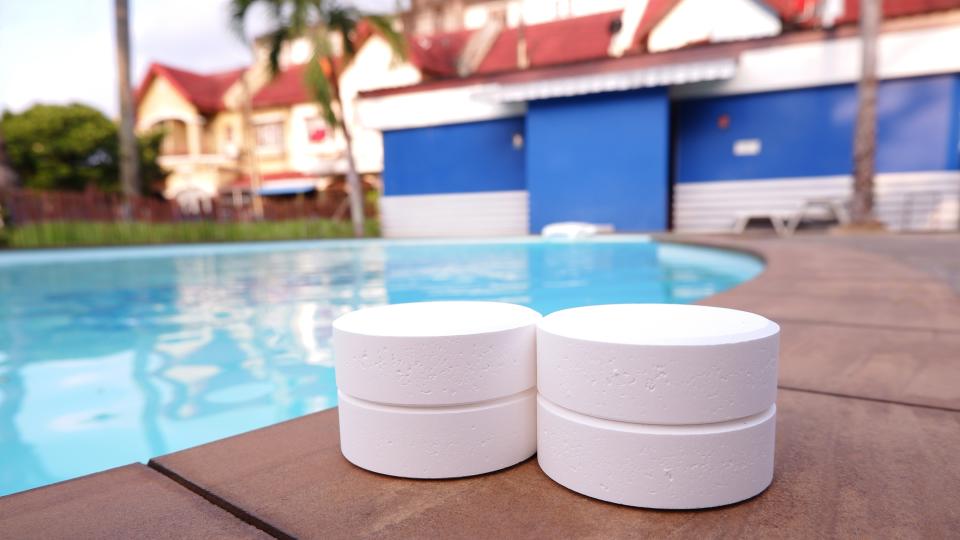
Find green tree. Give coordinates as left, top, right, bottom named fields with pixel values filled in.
left=231, top=0, right=407, bottom=237
left=1, top=104, right=163, bottom=193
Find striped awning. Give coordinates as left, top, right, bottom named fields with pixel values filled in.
left=475, top=58, right=737, bottom=103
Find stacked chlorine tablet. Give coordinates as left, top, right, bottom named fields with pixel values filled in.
left=333, top=301, right=541, bottom=478
left=536, top=304, right=779, bottom=509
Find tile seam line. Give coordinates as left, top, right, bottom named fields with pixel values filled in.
left=764, top=316, right=960, bottom=335
left=778, top=385, right=960, bottom=413
left=339, top=387, right=536, bottom=411
left=147, top=459, right=295, bottom=540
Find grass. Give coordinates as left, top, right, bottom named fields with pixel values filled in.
left=0, top=219, right=380, bottom=248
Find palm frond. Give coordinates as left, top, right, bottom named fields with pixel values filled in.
left=305, top=53, right=339, bottom=130
left=228, top=0, right=259, bottom=41
left=326, top=7, right=360, bottom=64
left=265, top=26, right=290, bottom=76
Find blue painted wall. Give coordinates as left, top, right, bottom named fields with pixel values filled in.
left=526, top=88, right=670, bottom=232
left=674, top=74, right=960, bottom=183
left=382, top=117, right=526, bottom=196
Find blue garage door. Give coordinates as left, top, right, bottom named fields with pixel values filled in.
left=525, top=88, right=670, bottom=232
left=382, top=117, right=526, bottom=196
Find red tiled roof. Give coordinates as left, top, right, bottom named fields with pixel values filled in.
left=408, top=29, right=474, bottom=77
left=251, top=20, right=379, bottom=108
left=251, top=63, right=312, bottom=108
left=632, top=0, right=685, bottom=49
left=765, top=0, right=960, bottom=25
left=476, top=11, right=623, bottom=74
left=137, top=63, right=245, bottom=114
left=836, top=0, right=960, bottom=24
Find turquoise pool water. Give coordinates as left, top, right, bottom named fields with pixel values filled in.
left=0, top=237, right=762, bottom=496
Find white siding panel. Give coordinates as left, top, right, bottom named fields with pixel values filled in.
left=358, top=85, right=527, bottom=131
left=674, top=172, right=960, bottom=232
left=381, top=191, right=530, bottom=238
left=673, top=22, right=960, bottom=99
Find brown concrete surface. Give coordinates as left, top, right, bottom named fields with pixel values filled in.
left=0, top=463, right=268, bottom=539
left=2, top=234, right=959, bottom=538
left=690, top=235, right=960, bottom=409
left=150, top=389, right=960, bottom=539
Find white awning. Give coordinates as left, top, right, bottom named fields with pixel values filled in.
left=474, top=58, right=737, bottom=103
left=258, top=179, right=318, bottom=196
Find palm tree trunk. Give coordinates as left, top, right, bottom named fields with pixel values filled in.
left=851, top=0, right=880, bottom=225
left=329, top=67, right=365, bottom=238
left=341, top=123, right=365, bottom=238
left=115, top=0, right=140, bottom=218
left=240, top=74, right=265, bottom=220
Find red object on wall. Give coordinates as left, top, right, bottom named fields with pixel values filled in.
left=306, top=117, right=327, bottom=142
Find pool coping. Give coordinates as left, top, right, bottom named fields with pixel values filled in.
left=2, top=233, right=959, bottom=538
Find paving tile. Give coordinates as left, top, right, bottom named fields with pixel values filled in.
left=0, top=463, right=268, bottom=540
left=776, top=320, right=960, bottom=410
left=689, top=237, right=960, bottom=333
left=152, top=392, right=960, bottom=539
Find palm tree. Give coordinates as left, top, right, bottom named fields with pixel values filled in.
left=115, top=0, right=141, bottom=215
left=230, top=0, right=407, bottom=238
left=851, top=0, right=881, bottom=226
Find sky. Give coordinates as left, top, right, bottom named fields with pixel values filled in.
left=0, top=0, right=402, bottom=118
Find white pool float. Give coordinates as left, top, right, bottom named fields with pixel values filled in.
left=541, top=221, right=614, bottom=239
left=536, top=304, right=779, bottom=509
left=334, top=301, right=541, bottom=478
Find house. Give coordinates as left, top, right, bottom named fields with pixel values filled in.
left=358, top=0, right=960, bottom=237
left=134, top=27, right=420, bottom=211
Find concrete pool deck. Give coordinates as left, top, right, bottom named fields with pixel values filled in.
left=2, top=233, right=959, bottom=538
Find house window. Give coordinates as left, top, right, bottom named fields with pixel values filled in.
left=255, top=121, right=284, bottom=153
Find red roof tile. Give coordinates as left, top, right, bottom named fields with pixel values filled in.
left=251, top=63, right=312, bottom=108
left=633, top=0, right=685, bottom=49
left=476, top=11, right=622, bottom=74
left=407, top=29, right=474, bottom=77
left=765, top=0, right=960, bottom=25
left=251, top=22, right=382, bottom=108
left=137, top=63, right=244, bottom=114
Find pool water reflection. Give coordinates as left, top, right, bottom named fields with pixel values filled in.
left=0, top=237, right=762, bottom=495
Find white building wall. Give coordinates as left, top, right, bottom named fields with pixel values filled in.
left=674, top=172, right=960, bottom=233
left=380, top=191, right=530, bottom=238
left=673, top=21, right=960, bottom=99
left=339, top=35, right=423, bottom=174
left=648, top=0, right=781, bottom=53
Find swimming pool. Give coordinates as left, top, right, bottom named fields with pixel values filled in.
left=0, top=236, right=762, bottom=496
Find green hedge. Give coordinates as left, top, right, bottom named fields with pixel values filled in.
left=1, top=219, right=380, bottom=248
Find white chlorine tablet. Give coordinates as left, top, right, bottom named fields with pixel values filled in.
left=335, top=301, right=541, bottom=406
left=538, top=395, right=776, bottom=509
left=334, top=301, right=541, bottom=478
left=537, top=304, right=779, bottom=425
left=338, top=389, right=536, bottom=479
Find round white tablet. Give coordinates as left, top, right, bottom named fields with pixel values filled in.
left=537, top=304, right=779, bottom=424
left=335, top=301, right=541, bottom=406
left=537, top=395, right=776, bottom=509
left=338, top=389, right=536, bottom=478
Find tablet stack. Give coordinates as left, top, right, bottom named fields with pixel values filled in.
left=536, top=304, right=780, bottom=509
left=333, top=301, right=541, bottom=478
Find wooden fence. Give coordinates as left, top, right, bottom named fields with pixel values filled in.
left=0, top=188, right=376, bottom=225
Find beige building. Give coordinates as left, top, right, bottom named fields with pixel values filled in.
left=135, top=31, right=419, bottom=211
